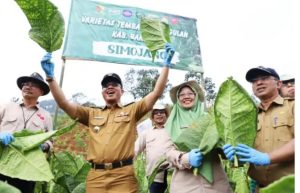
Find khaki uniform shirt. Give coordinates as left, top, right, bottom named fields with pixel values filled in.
left=0, top=101, right=53, bottom=147
left=249, top=96, right=294, bottom=186
left=75, top=98, right=148, bottom=163
left=135, top=125, right=169, bottom=183
left=163, top=130, right=233, bottom=193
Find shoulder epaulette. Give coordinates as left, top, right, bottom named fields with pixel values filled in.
left=283, top=97, right=295, bottom=101
left=90, top=105, right=105, bottom=109
left=123, top=102, right=135, bottom=107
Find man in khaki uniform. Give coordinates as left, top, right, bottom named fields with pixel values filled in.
left=135, top=103, right=169, bottom=193
left=40, top=44, right=174, bottom=193
left=224, top=66, right=294, bottom=192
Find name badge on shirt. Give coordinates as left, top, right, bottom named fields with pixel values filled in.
left=93, top=126, right=101, bottom=133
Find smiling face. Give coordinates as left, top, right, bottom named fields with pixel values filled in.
left=101, top=81, right=124, bottom=106
left=178, top=86, right=196, bottom=109
left=251, top=75, right=281, bottom=100
left=151, top=109, right=168, bottom=127
left=21, top=81, right=43, bottom=100
left=280, top=80, right=295, bottom=98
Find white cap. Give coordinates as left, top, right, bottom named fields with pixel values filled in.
left=153, top=103, right=166, bottom=110
left=280, top=74, right=294, bottom=81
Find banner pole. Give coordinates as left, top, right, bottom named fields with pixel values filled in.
left=53, top=57, right=66, bottom=128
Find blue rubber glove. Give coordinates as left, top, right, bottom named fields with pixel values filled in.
left=0, top=132, right=15, bottom=146
left=235, top=144, right=270, bottom=166
left=41, top=52, right=54, bottom=78
left=163, top=43, right=175, bottom=67
left=222, top=144, right=235, bottom=161
left=188, top=149, right=203, bottom=167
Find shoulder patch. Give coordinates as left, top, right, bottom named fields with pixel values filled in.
left=285, top=97, right=295, bottom=101
left=90, top=106, right=105, bottom=109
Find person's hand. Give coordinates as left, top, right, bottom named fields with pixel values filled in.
left=236, top=144, right=270, bottom=166
left=222, top=144, right=235, bottom=161
left=163, top=43, right=175, bottom=67
left=41, top=52, right=54, bottom=78
left=0, top=132, right=14, bottom=146
left=188, top=149, right=203, bottom=167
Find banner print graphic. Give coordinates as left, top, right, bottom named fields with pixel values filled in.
left=63, top=0, right=203, bottom=72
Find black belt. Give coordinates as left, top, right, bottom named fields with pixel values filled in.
left=91, top=159, right=133, bottom=170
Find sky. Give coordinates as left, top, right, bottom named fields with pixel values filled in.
left=0, top=0, right=300, bottom=103
left=1, top=0, right=299, bottom=188
left=0, top=0, right=299, bottom=105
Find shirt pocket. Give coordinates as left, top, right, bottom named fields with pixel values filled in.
left=146, top=137, right=156, bottom=144
left=90, top=116, right=107, bottom=134
left=272, top=117, right=293, bottom=144
left=1, top=116, right=17, bottom=131
left=30, top=119, right=44, bottom=131
left=113, top=114, right=131, bottom=133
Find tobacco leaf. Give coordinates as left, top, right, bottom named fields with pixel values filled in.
left=0, top=120, right=77, bottom=182
left=15, top=0, right=65, bottom=52
left=140, top=17, right=170, bottom=61
left=214, top=77, right=257, bottom=148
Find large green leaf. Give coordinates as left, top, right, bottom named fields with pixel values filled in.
left=214, top=77, right=257, bottom=192
left=0, top=146, right=54, bottom=181
left=49, top=151, right=90, bottom=193
left=11, top=120, right=77, bottom=152
left=0, top=181, right=21, bottom=193
left=232, top=167, right=250, bottom=193
left=214, top=77, right=257, bottom=149
left=0, top=121, right=77, bottom=182
left=140, top=17, right=170, bottom=61
left=260, top=175, right=294, bottom=193
left=173, top=109, right=219, bottom=183
left=15, top=0, right=65, bottom=52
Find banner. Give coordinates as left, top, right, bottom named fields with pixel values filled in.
left=63, top=0, right=203, bottom=72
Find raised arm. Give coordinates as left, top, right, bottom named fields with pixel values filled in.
left=144, top=43, right=175, bottom=111
left=41, top=53, right=78, bottom=119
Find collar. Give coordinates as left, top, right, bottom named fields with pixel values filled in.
left=153, top=124, right=165, bottom=129
left=102, top=102, right=123, bottom=110
left=258, top=95, right=284, bottom=111
left=18, top=101, right=39, bottom=110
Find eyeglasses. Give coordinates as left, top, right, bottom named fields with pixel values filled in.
left=21, top=82, right=40, bottom=88
left=282, top=81, right=295, bottom=87
left=152, top=110, right=166, bottom=115
left=178, top=92, right=195, bottom=99
left=250, top=76, right=278, bottom=83
left=102, top=82, right=121, bottom=89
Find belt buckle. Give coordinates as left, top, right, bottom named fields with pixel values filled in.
left=104, top=163, right=113, bottom=170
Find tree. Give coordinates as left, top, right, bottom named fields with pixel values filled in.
left=124, top=68, right=172, bottom=100
left=184, top=71, right=217, bottom=104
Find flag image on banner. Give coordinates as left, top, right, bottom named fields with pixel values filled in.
left=63, top=0, right=203, bottom=72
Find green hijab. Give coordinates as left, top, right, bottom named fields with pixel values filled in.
left=165, top=83, right=217, bottom=184
left=165, top=85, right=205, bottom=149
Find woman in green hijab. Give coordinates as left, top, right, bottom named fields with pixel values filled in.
left=163, top=80, right=232, bottom=193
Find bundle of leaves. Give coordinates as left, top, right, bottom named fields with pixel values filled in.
left=0, top=120, right=77, bottom=182
left=214, top=77, right=257, bottom=166
left=15, top=0, right=65, bottom=52
left=44, top=151, right=90, bottom=193
left=140, top=17, right=170, bottom=62
left=214, top=77, right=257, bottom=193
